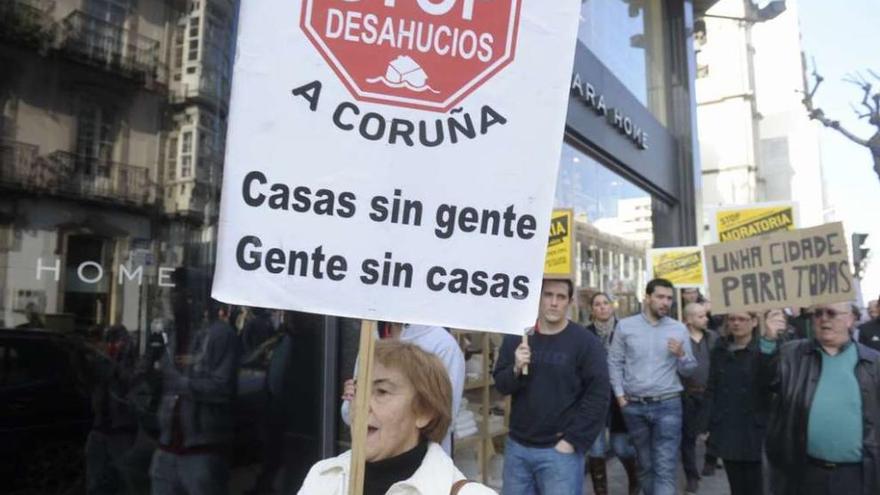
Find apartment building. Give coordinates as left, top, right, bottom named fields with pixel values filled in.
left=0, top=0, right=234, bottom=338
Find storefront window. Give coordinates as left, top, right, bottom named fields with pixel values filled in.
left=0, top=1, right=330, bottom=492
left=555, top=141, right=654, bottom=318
left=578, top=0, right=669, bottom=125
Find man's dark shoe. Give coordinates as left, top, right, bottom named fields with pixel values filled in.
left=701, top=463, right=715, bottom=477
left=685, top=478, right=699, bottom=493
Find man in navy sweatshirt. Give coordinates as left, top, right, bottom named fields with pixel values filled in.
left=494, top=278, right=610, bottom=494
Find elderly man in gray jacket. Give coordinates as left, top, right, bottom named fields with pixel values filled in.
left=608, top=278, right=697, bottom=495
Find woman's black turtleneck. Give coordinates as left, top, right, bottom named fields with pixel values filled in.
left=363, top=440, right=428, bottom=495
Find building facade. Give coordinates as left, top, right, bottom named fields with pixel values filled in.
left=0, top=0, right=709, bottom=492
left=695, top=0, right=829, bottom=240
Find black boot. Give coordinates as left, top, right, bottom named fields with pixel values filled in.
left=588, top=457, right=608, bottom=495
left=620, top=456, right=641, bottom=495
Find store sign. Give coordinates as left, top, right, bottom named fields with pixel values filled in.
left=571, top=73, right=648, bottom=150
left=566, top=44, right=678, bottom=200
left=709, top=201, right=798, bottom=243
left=647, top=247, right=705, bottom=288
left=301, top=0, right=522, bottom=112
left=705, top=222, right=854, bottom=314
left=544, top=209, right=574, bottom=278
left=212, top=1, right=580, bottom=333
left=34, top=258, right=175, bottom=287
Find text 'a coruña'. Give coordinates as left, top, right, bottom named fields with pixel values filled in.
left=292, top=80, right=507, bottom=147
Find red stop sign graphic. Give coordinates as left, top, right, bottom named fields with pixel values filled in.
left=301, top=0, right=522, bottom=113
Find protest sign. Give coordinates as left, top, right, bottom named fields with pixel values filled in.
left=647, top=247, right=705, bottom=288
left=705, top=222, right=854, bottom=314
left=709, top=201, right=799, bottom=243
left=544, top=209, right=574, bottom=278
left=211, top=1, right=581, bottom=335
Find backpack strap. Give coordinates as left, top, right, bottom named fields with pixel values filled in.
left=450, top=479, right=474, bottom=495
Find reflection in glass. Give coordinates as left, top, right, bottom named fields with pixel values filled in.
left=555, top=142, right=653, bottom=319
left=578, top=0, right=669, bottom=125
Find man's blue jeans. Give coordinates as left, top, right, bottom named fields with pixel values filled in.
left=621, top=398, right=682, bottom=495
left=502, top=437, right=585, bottom=495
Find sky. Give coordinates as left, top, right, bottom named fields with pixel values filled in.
left=796, top=0, right=880, bottom=303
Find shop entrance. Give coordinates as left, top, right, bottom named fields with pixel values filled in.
left=63, top=234, right=111, bottom=334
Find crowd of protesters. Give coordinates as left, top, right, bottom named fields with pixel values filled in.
left=65, top=281, right=880, bottom=495
left=485, top=278, right=880, bottom=495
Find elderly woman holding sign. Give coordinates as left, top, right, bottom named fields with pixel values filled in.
left=297, top=340, right=494, bottom=495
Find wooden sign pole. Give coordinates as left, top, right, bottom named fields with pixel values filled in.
left=349, top=319, right=378, bottom=495
left=677, top=288, right=684, bottom=323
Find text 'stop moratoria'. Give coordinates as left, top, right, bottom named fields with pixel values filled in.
left=301, top=0, right=523, bottom=112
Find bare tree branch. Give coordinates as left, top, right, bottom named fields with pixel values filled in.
left=803, top=65, right=870, bottom=146
left=850, top=102, right=872, bottom=120
left=801, top=61, right=880, bottom=184
left=844, top=72, right=878, bottom=118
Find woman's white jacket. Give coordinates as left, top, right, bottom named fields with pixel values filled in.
left=296, top=443, right=496, bottom=495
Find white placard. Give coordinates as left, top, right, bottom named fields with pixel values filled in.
left=212, top=0, right=581, bottom=334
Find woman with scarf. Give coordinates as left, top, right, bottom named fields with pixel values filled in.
left=586, top=292, right=639, bottom=495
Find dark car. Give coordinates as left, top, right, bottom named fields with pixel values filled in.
left=0, top=328, right=99, bottom=494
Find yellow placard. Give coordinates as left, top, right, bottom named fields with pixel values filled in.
left=544, top=209, right=574, bottom=277
left=648, top=247, right=705, bottom=287
left=716, top=205, right=796, bottom=242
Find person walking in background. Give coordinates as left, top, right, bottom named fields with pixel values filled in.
left=149, top=300, right=241, bottom=495
left=762, top=301, right=880, bottom=495
left=494, top=278, right=609, bottom=495
left=246, top=315, right=298, bottom=495
left=858, top=293, right=880, bottom=352
left=702, top=313, right=770, bottom=495
left=240, top=307, right=276, bottom=357
left=678, top=302, right=719, bottom=493
left=868, top=299, right=879, bottom=320
left=585, top=292, right=639, bottom=495
left=86, top=324, right=140, bottom=495
left=608, top=278, right=696, bottom=495
left=670, top=288, right=702, bottom=321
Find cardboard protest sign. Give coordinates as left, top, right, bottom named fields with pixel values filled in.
left=710, top=201, right=798, bottom=243
left=647, top=247, right=705, bottom=288
left=705, top=222, right=854, bottom=314
left=544, top=209, right=574, bottom=278
left=211, top=1, right=581, bottom=334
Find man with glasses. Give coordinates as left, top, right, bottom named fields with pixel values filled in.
left=761, top=301, right=880, bottom=495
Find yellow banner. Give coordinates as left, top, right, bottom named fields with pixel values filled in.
left=544, top=209, right=574, bottom=277
left=649, top=247, right=705, bottom=287
left=716, top=206, right=795, bottom=242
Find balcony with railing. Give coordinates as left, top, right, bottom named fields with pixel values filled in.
left=0, top=0, right=55, bottom=50
left=0, top=141, right=156, bottom=208
left=0, top=140, right=39, bottom=180
left=170, top=68, right=231, bottom=110
left=58, top=10, right=160, bottom=83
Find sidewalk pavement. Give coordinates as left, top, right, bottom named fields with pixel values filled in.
left=585, top=438, right=732, bottom=495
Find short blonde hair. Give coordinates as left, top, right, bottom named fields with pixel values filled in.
left=373, top=340, right=452, bottom=444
